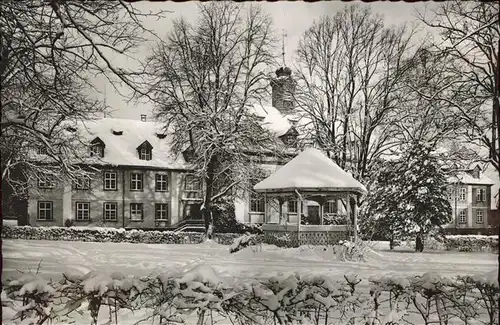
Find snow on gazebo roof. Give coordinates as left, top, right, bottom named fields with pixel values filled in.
left=254, top=147, right=367, bottom=194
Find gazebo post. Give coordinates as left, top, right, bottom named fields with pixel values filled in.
left=319, top=197, right=324, bottom=225
left=345, top=191, right=351, bottom=240
left=278, top=197, right=283, bottom=224
left=353, top=194, right=358, bottom=242
left=264, top=193, right=268, bottom=224
left=295, top=190, right=303, bottom=246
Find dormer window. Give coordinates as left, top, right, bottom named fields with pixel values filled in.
left=90, top=137, right=105, bottom=158
left=140, top=147, right=151, bottom=160
left=137, top=140, right=153, bottom=161
left=284, top=134, right=297, bottom=146
left=90, top=145, right=102, bottom=157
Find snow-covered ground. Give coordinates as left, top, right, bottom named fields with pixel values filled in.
left=2, top=239, right=497, bottom=325
left=2, top=239, right=496, bottom=282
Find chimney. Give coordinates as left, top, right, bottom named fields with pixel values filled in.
left=140, top=114, right=147, bottom=122
left=271, top=67, right=296, bottom=113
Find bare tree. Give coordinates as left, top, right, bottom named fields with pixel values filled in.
left=295, top=5, right=415, bottom=179
left=142, top=3, right=282, bottom=232
left=417, top=1, right=499, bottom=183
left=1, top=1, right=166, bottom=197
left=390, top=48, right=470, bottom=151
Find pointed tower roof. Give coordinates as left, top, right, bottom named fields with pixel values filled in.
left=254, top=148, right=367, bottom=194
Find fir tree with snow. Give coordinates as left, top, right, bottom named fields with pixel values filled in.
left=363, top=142, right=452, bottom=251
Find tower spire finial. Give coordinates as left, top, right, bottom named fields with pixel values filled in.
left=281, top=29, right=287, bottom=66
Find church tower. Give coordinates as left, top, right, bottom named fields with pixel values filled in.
left=271, top=29, right=296, bottom=113
left=271, top=67, right=296, bottom=113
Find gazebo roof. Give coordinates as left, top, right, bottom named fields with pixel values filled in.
left=254, top=147, right=367, bottom=194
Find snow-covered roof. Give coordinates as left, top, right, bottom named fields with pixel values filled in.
left=254, top=147, right=367, bottom=194
left=78, top=118, right=190, bottom=170
left=447, top=171, right=495, bottom=186
left=248, top=104, right=296, bottom=137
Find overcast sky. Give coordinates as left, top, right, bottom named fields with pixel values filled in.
left=97, top=1, right=436, bottom=120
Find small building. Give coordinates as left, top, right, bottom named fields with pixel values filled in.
left=446, top=165, right=495, bottom=229
left=254, top=148, right=367, bottom=247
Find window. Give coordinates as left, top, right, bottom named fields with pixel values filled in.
left=37, top=201, right=53, bottom=220
left=103, top=172, right=117, bottom=190
left=155, top=174, right=169, bottom=192
left=38, top=176, right=56, bottom=189
left=476, top=210, right=484, bottom=224
left=139, top=148, right=152, bottom=161
left=250, top=193, right=264, bottom=213
left=155, top=203, right=168, bottom=221
left=74, top=176, right=90, bottom=190
left=288, top=200, right=298, bottom=214
left=137, top=141, right=153, bottom=161
left=324, top=200, right=337, bottom=214
left=476, top=189, right=486, bottom=202
left=90, top=145, right=104, bottom=158
left=140, top=114, right=147, bottom=122
left=130, top=173, right=144, bottom=191
left=130, top=203, right=143, bottom=221
left=76, top=202, right=90, bottom=221
left=103, top=202, right=117, bottom=221
left=458, top=210, right=467, bottom=224
left=284, top=135, right=297, bottom=146
left=184, top=175, right=201, bottom=191
left=37, top=147, right=47, bottom=155
left=459, top=188, right=467, bottom=201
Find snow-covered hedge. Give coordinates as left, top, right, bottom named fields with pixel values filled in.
left=1, top=225, right=262, bottom=246
left=2, top=267, right=498, bottom=325
left=443, top=235, right=498, bottom=252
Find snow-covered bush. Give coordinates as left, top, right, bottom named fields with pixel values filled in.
left=333, top=240, right=373, bottom=262
left=2, top=272, right=57, bottom=324
left=229, top=233, right=261, bottom=253
left=57, top=271, right=147, bottom=325
left=444, top=235, right=498, bottom=252
left=267, top=232, right=295, bottom=248
left=1, top=225, right=263, bottom=246
left=2, top=267, right=498, bottom=324
left=406, top=236, right=446, bottom=251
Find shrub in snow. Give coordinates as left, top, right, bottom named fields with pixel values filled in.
left=3, top=268, right=499, bottom=325
left=333, top=240, right=373, bottom=262
left=229, top=233, right=260, bottom=253
left=443, top=235, right=498, bottom=253
left=56, top=271, right=147, bottom=325
left=1, top=225, right=262, bottom=246
left=3, top=273, right=56, bottom=324
left=268, top=232, right=294, bottom=248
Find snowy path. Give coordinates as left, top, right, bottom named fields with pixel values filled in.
left=2, top=239, right=496, bottom=282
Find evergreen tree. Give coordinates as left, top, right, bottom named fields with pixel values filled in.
left=362, top=142, right=452, bottom=251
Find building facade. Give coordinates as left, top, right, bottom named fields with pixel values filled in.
left=27, top=67, right=305, bottom=228
left=446, top=166, right=495, bottom=229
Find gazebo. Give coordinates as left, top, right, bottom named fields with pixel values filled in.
left=253, top=148, right=367, bottom=247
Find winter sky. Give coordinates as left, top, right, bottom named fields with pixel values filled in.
left=97, top=1, right=437, bottom=120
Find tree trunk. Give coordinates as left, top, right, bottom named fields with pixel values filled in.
left=203, top=155, right=217, bottom=239
left=389, top=237, right=395, bottom=250
left=415, top=233, right=424, bottom=252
